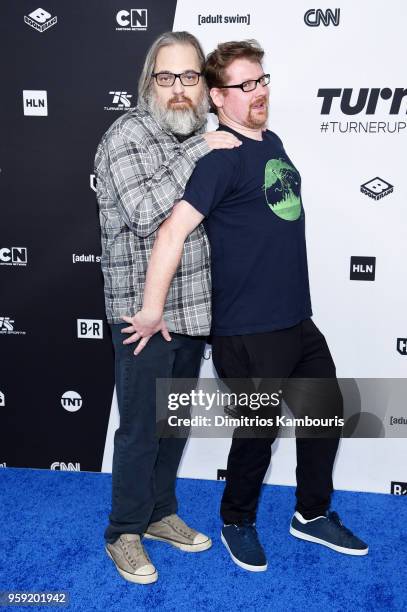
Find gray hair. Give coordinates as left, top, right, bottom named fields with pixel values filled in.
left=138, top=31, right=206, bottom=104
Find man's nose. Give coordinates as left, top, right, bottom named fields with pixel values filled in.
left=172, top=75, right=185, bottom=94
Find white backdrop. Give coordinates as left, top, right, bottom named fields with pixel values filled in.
left=103, top=0, right=407, bottom=494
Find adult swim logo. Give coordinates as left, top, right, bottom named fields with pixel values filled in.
left=304, top=9, right=340, bottom=26
left=24, top=8, right=57, bottom=32
left=0, top=317, right=26, bottom=335
left=115, top=9, right=148, bottom=31
left=361, top=178, right=394, bottom=200
left=104, top=92, right=134, bottom=111
left=264, top=159, right=301, bottom=221
left=350, top=257, right=376, bottom=281
left=61, top=391, right=82, bottom=412
left=23, top=90, right=48, bottom=116
left=0, top=247, right=27, bottom=266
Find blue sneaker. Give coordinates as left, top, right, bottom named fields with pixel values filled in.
left=290, top=511, right=369, bottom=556
left=221, top=522, right=268, bottom=572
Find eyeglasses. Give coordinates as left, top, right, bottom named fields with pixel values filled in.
left=151, top=71, right=202, bottom=87
left=219, top=74, right=270, bottom=92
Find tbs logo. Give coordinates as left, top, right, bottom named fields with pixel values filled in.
left=116, top=9, right=148, bottom=31
left=24, top=8, right=57, bottom=32
left=77, top=319, right=103, bottom=339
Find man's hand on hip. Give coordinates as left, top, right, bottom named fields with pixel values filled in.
left=121, top=311, right=171, bottom=355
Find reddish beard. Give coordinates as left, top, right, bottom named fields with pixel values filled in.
left=246, top=96, right=268, bottom=128
left=167, top=95, right=194, bottom=110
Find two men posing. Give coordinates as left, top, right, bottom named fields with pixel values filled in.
left=95, top=31, right=368, bottom=584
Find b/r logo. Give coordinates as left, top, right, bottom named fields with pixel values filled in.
left=77, top=319, right=103, bottom=339
left=116, top=9, right=148, bottom=31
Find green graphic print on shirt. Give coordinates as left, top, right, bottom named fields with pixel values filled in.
left=264, top=158, right=301, bottom=221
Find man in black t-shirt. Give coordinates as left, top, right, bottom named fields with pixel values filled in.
left=123, top=40, right=369, bottom=571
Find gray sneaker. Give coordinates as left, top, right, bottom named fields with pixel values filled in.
left=144, top=514, right=212, bottom=552
left=105, top=534, right=158, bottom=584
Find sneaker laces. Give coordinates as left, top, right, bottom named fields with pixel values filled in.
left=232, top=521, right=261, bottom=552
left=121, top=536, right=151, bottom=567
left=327, top=511, right=356, bottom=541
left=164, top=514, right=195, bottom=538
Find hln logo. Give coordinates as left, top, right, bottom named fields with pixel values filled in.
left=391, top=481, right=407, bottom=495
left=61, top=391, right=82, bottom=412
left=77, top=319, right=103, bottom=339
left=23, top=90, right=48, bottom=116
left=51, top=462, right=81, bottom=471
left=350, top=257, right=376, bottom=281
left=304, top=8, right=340, bottom=27
left=217, top=469, right=227, bottom=481
left=0, top=247, right=27, bottom=266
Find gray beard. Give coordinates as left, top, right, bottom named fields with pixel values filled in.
left=146, top=87, right=209, bottom=136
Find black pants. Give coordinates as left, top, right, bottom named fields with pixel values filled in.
left=212, top=318, right=342, bottom=523
left=105, top=324, right=205, bottom=543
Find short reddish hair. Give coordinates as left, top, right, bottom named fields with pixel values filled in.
left=204, top=39, right=264, bottom=90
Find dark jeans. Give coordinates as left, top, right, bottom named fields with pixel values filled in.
left=105, top=324, right=205, bottom=543
left=212, top=318, right=343, bottom=524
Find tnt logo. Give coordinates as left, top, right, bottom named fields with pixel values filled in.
left=23, top=90, right=48, bottom=116
left=397, top=339, right=407, bottom=356
left=61, top=391, right=82, bottom=412
left=217, top=469, right=227, bottom=481
left=391, top=481, right=407, bottom=495
left=0, top=391, right=5, bottom=407
left=109, top=92, right=133, bottom=108
left=116, top=9, right=148, bottom=30
left=77, top=319, right=103, bottom=339
left=24, top=8, right=57, bottom=32
left=304, top=8, right=340, bottom=27
left=0, top=247, right=27, bottom=266
left=361, top=178, right=394, bottom=200
left=50, top=462, right=81, bottom=471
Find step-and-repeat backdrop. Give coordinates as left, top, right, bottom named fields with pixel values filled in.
left=1, top=0, right=406, bottom=496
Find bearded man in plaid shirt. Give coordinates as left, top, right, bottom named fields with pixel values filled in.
left=94, top=31, right=241, bottom=584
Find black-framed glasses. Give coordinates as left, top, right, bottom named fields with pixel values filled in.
left=219, top=74, right=270, bottom=92
left=151, top=71, right=202, bottom=87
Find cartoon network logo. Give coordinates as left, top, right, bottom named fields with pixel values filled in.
left=0, top=247, right=27, bottom=266
left=116, top=9, right=147, bottom=31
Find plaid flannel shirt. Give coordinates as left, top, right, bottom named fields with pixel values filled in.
left=94, top=101, right=212, bottom=335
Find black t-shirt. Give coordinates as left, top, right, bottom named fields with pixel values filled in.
left=182, top=124, right=312, bottom=336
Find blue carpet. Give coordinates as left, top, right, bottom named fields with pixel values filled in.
left=0, top=468, right=405, bottom=612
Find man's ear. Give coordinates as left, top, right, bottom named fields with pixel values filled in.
left=210, top=87, right=224, bottom=110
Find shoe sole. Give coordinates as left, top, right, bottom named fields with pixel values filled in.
left=105, top=547, right=158, bottom=584
left=143, top=533, right=212, bottom=552
left=220, top=532, right=268, bottom=572
left=289, top=526, right=369, bottom=556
